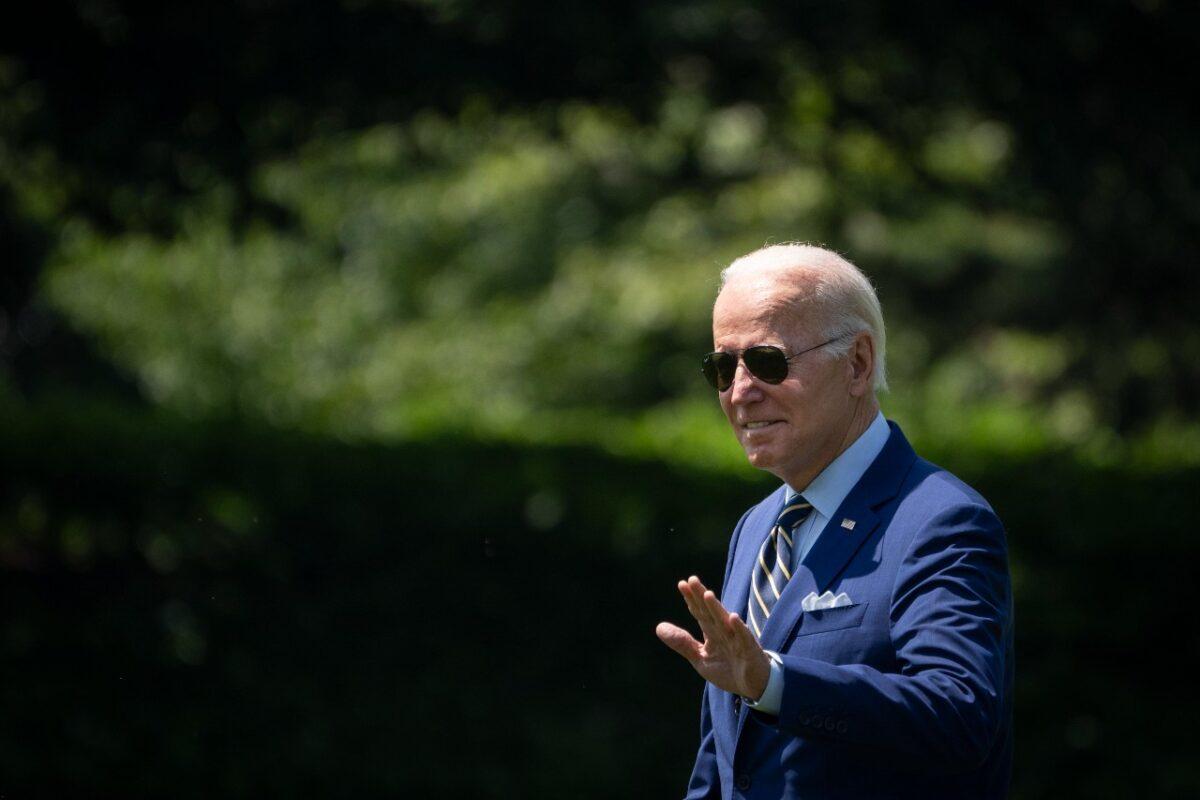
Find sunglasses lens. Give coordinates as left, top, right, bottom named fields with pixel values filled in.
left=702, top=352, right=736, bottom=391
left=744, top=346, right=789, bottom=384
left=703, top=347, right=791, bottom=390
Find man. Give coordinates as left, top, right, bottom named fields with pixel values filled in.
left=656, top=244, right=1013, bottom=799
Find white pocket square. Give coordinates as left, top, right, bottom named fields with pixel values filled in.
left=801, top=590, right=853, bottom=612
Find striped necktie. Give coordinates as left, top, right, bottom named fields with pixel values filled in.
left=747, top=496, right=813, bottom=640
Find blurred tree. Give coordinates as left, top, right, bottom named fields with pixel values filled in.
left=2, top=0, right=1198, bottom=455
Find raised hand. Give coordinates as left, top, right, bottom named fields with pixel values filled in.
left=656, top=575, right=771, bottom=700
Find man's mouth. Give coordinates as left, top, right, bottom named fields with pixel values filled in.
left=743, top=420, right=781, bottom=430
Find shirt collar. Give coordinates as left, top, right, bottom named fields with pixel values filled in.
left=785, top=411, right=890, bottom=519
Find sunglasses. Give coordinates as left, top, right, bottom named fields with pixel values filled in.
left=701, top=336, right=844, bottom=392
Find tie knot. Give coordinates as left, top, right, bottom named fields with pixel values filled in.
left=776, top=496, right=813, bottom=532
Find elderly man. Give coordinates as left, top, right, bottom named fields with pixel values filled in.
left=656, top=244, right=1013, bottom=799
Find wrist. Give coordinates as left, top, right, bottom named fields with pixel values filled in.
left=744, top=649, right=774, bottom=701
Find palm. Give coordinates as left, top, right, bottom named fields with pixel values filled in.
left=694, top=631, right=741, bottom=680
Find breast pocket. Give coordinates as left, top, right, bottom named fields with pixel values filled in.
left=795, top=602, right=869, bottom=636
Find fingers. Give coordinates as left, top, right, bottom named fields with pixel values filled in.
left=679, top=577, right=719, bottom=641
left=729, top=612, right=760, bottom=651
left=686, top=573, right=710, bottom=597
left=681, top=575, right=742, bottom=652
left=655, top=621, right=702, bottom=662
left=699, top=585, right=731, bottom=632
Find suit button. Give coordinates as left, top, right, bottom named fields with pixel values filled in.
left=836, top=720, right=848, bottom=734
left=810, top=714, right=823, bottom=728
left=735, top=774, right=752, bottom=791
left=824, top=717, right=836, bottom=732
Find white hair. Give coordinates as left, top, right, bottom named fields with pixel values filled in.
left=719, top=243, right=889, bottom=392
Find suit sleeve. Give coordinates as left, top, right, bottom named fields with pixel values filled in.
left=771, top=501, right=1011, bottom=771
left=683, top=506, right=755, bottom=798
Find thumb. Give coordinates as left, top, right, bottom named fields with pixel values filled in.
left=656, top=621, right=701, bottom=662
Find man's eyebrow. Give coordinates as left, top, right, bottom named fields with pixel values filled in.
left=712, top=341, right=789, bottom=352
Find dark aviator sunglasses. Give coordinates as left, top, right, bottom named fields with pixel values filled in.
left=701, top=336, right=845, bottom=392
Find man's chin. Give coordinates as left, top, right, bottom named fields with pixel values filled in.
left=742, top=447, right=779, bottom=471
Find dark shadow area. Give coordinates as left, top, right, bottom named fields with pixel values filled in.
left=2, top=398, right=1196, bottom=798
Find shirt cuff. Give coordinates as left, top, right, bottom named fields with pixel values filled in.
left=744, top=650, right=783, bottom=715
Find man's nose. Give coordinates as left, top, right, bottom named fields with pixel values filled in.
left=728, top=360, right=762, bottom=404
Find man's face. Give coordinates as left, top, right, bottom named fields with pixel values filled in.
left=711, top=273, right=858, bottom=488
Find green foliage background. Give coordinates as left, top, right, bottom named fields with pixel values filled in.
left=2, top=1, right=1199, bottom=797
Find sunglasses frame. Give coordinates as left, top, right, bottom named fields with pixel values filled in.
left=701, top=335, right=847, bottom=392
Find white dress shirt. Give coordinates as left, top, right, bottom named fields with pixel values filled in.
left=745, top=411, right=891, bottom=714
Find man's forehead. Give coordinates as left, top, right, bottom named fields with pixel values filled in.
left=715, top=268, right=821, bottom=328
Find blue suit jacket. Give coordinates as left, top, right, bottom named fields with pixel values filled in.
left=686, top=422, right=1013, bottom=799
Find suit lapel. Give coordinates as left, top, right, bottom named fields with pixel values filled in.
left=758, top=422, right=917, bottom=651
left=723, top=485, right=787, bottom=625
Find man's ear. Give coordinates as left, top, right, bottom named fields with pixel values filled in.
left=847, top=332, right=875, bottom=397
